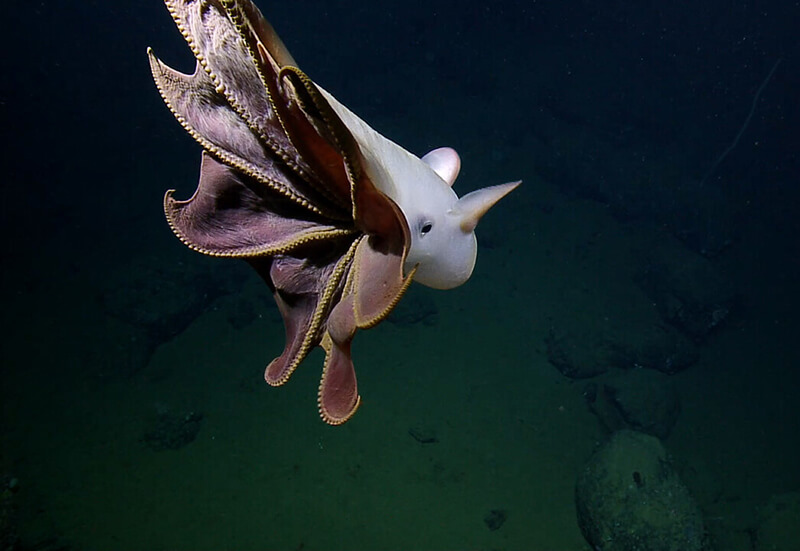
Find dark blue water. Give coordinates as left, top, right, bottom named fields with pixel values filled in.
left=1, top=1, right=798, bottom=549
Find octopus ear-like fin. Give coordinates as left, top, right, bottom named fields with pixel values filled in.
left=422, top=147, right=461, bottom=187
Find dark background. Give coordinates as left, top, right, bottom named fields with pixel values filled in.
left=1, top=0, right=797, bottom=263
left=1, top=1, right=798, bottom=549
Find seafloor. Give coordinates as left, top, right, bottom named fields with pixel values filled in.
left=1, top=1, right=798, bottom=550
left=2, top=169, right=797, bottom=549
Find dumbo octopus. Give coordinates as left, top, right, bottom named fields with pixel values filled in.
left=148, top=0, right=520, bottom=424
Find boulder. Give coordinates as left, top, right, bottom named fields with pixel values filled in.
left=142, top=410, right=204, bottom=451
left=604, top=323, right=698, bottom=375
left=635, top=237, right=737, bottom=342
left=585, top=369, right=680, bottom=439
left=99, top=254, right=249, bottom=375
left=546, top=327, right=609, bottom=379
left=575, top=430, right=710, bottom=551
left=547, top=321, right=697, bottom=379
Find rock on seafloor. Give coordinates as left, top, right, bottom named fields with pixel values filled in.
left=575, top=430, right=711, bottom=551
left=585, top=368, right=680, bottom=439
